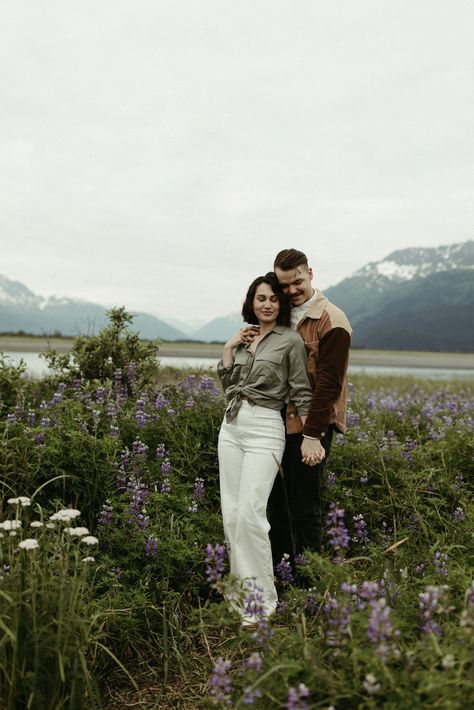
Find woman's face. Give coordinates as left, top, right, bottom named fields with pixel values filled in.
left=252, top=282, right=280, bottom=325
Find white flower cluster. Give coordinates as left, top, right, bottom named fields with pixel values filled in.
left=50, top=509, right=81, bottom=523
left=18, top=539, right=39, bottom=551
left=65, top=527, right=90, bottom=537
left=0, top=520, right=22, bottom=531
left=7, top=496, right=31, bottom=507
left=80, top=536, right=99, bottom=546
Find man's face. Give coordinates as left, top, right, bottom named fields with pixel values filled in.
left=274, top=264, right=314, bottom=307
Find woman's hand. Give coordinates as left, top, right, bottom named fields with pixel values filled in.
left=301, top=437, right=326, bottom=466
left=222, top=327, right=258, bottom=366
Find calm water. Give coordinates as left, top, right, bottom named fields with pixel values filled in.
left=5, top=351, right=474, bottom=380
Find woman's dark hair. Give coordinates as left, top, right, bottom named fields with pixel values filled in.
left=241, top=272, right=291, bottom=327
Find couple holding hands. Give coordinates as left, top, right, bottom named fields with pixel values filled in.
left=217, top=248, right=352, bottom=623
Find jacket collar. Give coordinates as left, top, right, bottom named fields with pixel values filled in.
left=304, top=289, right=328, bottom=320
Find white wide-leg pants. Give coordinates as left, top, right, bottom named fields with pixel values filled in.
left=218, top=401, right=285, bottom=618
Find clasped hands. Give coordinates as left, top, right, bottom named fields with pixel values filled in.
left=301, top=437, right=325, bottom=467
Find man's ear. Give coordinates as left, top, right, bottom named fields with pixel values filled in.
left=308, top=267, right=313, bottom=280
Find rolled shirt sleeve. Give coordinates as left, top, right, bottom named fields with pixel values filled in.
left=287, top=334, right=312, bottom=416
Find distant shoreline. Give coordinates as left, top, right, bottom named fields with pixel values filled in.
left=1, top=334, right=473, bottom=370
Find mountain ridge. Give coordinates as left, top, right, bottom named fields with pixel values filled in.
left=1, top=240, right=473, bottom=350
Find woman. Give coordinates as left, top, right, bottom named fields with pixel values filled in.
left=217, top=272, right=312, bottom=623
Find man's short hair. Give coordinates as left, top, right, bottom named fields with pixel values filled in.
left=273, top=249, right=308, bottom=271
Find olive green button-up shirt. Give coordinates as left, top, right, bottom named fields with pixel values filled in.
left=217, top=325, right=312, bottom=422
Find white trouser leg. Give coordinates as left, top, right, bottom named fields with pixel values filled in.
left=218, top=402, right=285, bottom=618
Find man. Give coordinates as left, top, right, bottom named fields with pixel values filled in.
left=267, top=248, right=352, bottom=568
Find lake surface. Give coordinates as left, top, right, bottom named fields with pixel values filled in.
left=5, top=351, right=474, bottom=381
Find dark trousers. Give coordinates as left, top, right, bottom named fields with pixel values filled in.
left=268, top=427, right=334, bottom=567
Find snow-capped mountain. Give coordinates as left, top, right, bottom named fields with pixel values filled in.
left=350, top=241, right=474, bottom=290
left=0, top=276, right=189, bottom=341
left=324, top=240, right=474, bottom=351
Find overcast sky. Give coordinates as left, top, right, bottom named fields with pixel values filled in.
left=1, top=0, right=472, bottom=326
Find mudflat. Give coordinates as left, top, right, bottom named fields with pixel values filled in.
left=2, top=335, right=473, bottom=370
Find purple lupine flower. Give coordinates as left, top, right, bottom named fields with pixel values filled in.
left=127, top=360, right=137, bottom=384
left=295, top=553, right=308, bottom=567
left=156, top=443, right=168, bottom=459
left=325, top=503, right=349, bottom=562
left=209, top=657, right=232, bottom=706
left=40, top=417, right=51, bottom=428
left=160, top=478, right=171, bottom=494
left=132, top=439, right=149, bottom=457
left=357, top=581, right=380, bottom=610
left=35, top=431, right=46, bottom=445
left=188, top=501, right=198, bottom=513
left=145, top=535, right=159, bottom=556
left=91, top=410, right=101, bottom=428
left=6, top=413, right=17, bottom=424
left=286, top=683, right=310, bottom=709
left=127, top=478, right=150, bottom=527
left=452, top=507, right=465, bottom=523
left=193, top=477, right=205, bottom=500
left=161, top=459, right=171, bottom=476
left=185, top=396, right=195, bottom=409
left=242, top=686, right=262, bottom=704
left=136, top=409, right=148, bottom=428
left=167, top=408, right=176, bottom=417
left=360, top=472, right=368, bottom=484
left=367, top=598, right=397, bottom=662
left=107, top=401, right=117, bottom=418
left=323, top=595, right=350, bottom=655
left=353, top=514, right=370, bottom=545
left=304, top=593, right=318, bottom=617
left=243, top=652, right=263, bottom=672
left=415, top=563, right=425, bottom=575
left=419, top=585, right=447, bottom=636
left=109, top=424, right=120, bottom=437
left=401, top=437, right=418, bottom=463
left=326, top=471, right=336, bottom=487
left=200, top=375, right=219, bottom=395
left=205, top=543, right=226, bottom=584
left=154, top=393, right=169, bottom=410
left=434, top=550, right=448, bottom=577
left=72, top=377, right=83, bottom=389
left=454, top=474, right=465, bottom=488
left=276, top=554, right=294, bottom=584
left=95, top=386, right=106, bottom=402
left=98, top=502, right=114, bottom=526
left=243, top=586, right=274, bottom=645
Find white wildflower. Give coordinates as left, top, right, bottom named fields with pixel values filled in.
left=80, top=536, right=99, bottom=546
left=0, top=520, right=22, bottom=531
left=0, top=533, right=4, bottom=538
left=30, top=521, right=44, bottom=528
left=7, top=496, right=31, bottom=507
left=65, top=527, right=90, bottom=537
left=50, top=509, right=81, bottom=522
left=18, top=538, right=39, bottom=550
left=45, top=523, right=55, bottom=529
left=363, top=674, right=381, bottom=695
left=442, top=654, right=455, bottom=669
left=9, top=532, right=17, bottom=537
left=82, top=556, right=95, bottom=563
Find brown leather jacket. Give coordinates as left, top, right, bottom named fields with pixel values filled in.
left=286, top=290, right=352, bottom=438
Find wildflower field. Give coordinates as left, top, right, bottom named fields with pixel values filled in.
left=1, top=311, right=473, bottom=709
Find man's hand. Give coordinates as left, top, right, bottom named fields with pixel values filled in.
left=301, top=437, right=325, bottom=466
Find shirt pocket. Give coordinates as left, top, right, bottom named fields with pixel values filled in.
left=234, top=350, right=250, bottom=366
left=255, top=352, right=283, bottom=388
left=304, top=340, right=319, bottom=376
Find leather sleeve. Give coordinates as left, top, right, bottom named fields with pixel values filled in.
left=302, top=327, right=351, bottom=438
